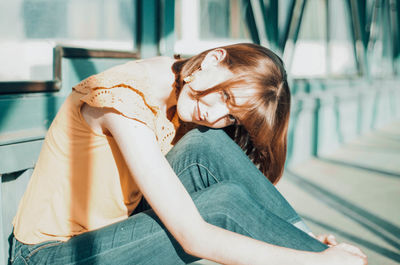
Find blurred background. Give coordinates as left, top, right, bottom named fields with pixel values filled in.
left=0, top=0, right=399, bottom=264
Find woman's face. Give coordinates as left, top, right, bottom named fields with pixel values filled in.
left=177, top=65, right=251, bottom=128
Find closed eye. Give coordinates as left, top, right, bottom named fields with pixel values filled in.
left=226, top=114, right=236, bottom=123
left=221, top=90, right=230, bottom=102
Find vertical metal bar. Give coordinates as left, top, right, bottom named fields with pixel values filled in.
left=396, top=0, right=400, bottom=74
left=357, top=0, right=368, bottom=47
left=279, top=0, right=296, bottom=51
left=383, top=0, right=395, bottom=75
left=348, top=0, right=369, bottom=77
left=283, top=0, right=307, bottom=72
left=159, top=0, right=175, bottom=56
left=132, top=0, right=139, bottom=53
left=138, top=0, right=160, bottom=58
left=263, top=0, right=279, bottom=52
left=241, top=0, right=261, bottom=44
left=0, top=179, right=5, bottom=265
left=368, top=0, right=381, bottom=52
left=389, top=0, right=399, bottom=74
left=397, top=0, right=400, bottom=60
left=326, top=0, right=331, bottom=76
left=270, top=0, right=279, bottom=45
left=347, top=0, right=369, bottom=135
left=288, top=0, right=307, bottom=48
left=53, top=46, right=63, bottom=91
left=312, top=98, right=321, bottom=157
left=369, top=0, right=381, bottom=129
left=249, top=0, right=270, bottom=47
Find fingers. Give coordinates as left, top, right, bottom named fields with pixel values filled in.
left=326, top=234, right=338, bottom=246
left=316, top=234, right=338, bottom=246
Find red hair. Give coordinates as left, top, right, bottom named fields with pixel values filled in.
left=172, top=43, right=290, bottom=184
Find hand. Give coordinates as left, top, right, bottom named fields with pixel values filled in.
left=318, top=243, right=368, bottom=265
left=308, top=232, right=338, bottom=246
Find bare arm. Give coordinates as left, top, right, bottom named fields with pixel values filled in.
left=85, top=105, right=366, bottom=265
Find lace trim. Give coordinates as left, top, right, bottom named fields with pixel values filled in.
left=91, top=83, right=158, bottom=115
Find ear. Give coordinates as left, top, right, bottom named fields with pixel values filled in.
left=200, top=48, right=227, bottom=70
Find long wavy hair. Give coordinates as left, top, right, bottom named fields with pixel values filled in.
left=172, top=43, right=291, bottom=184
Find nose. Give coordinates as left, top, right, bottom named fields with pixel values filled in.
left=204, top=103, right=230, bottom=124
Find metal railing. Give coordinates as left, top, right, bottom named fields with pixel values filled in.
left=0, top=46, right=140, bottom=95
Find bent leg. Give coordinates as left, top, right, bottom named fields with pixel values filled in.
left=11, top=183, right=326, bottom=265
left=193, top=183, right=327, bottom=252
left=167, top=127, right=309, bottom=231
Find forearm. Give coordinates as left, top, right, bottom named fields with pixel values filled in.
left=187, top=221, right=319, bottom=265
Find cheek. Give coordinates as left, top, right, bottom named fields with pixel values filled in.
left=176, top=93, right=194, bottom=122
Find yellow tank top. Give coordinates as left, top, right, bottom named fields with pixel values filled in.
left=13, top=60, right=180, bottom=244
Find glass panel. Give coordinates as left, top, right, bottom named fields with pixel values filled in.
left=328, top=0, right=358, bottom=76
left=290, top=0, right=327, bottom=77
left=199, top=0, right=230, bottom=39
left=278, top=0, right=294, bottom=42
left=175, top=0, right=250, bottom=55
left=368, top=0, right=394, bottom=77
left=0, top=0, right=137, bottom=82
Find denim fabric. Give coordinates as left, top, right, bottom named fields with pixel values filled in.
left=10, top=128, right=327, bottom=265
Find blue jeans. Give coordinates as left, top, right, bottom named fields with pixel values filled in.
left=10, top=128, right=327, bottom=265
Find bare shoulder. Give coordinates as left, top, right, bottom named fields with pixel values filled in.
left=81, top=103, right=154, bottom=137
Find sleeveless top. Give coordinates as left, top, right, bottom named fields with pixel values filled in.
left=12, top=59, right=180, bottom=244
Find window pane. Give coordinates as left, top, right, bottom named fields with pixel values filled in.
left=0, top=0, right=137, bottom=81
left=288, top=0, right=358, bottom=78
left=175, top=0, right=250, bottom=55
left=200, top=0, right=230, bottom=39
left=328, top=0, right=358, bottom=76
left=368, top=1, right=394, bottom=77
left=290, top=0, right=327, bottom=77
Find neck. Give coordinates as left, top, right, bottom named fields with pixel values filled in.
left=144, top=56, right=177, bottom=114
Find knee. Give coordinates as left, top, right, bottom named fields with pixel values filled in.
left=196, top=183, right=256, bottom=236
left=167, top=127, right=239, bottom=162
left=196, top=183, right=253, bottom=224
left=180, top=127, right=231, bottom=149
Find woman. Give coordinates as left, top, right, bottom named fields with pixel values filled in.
left=10, top=43, right=367, bottom=264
